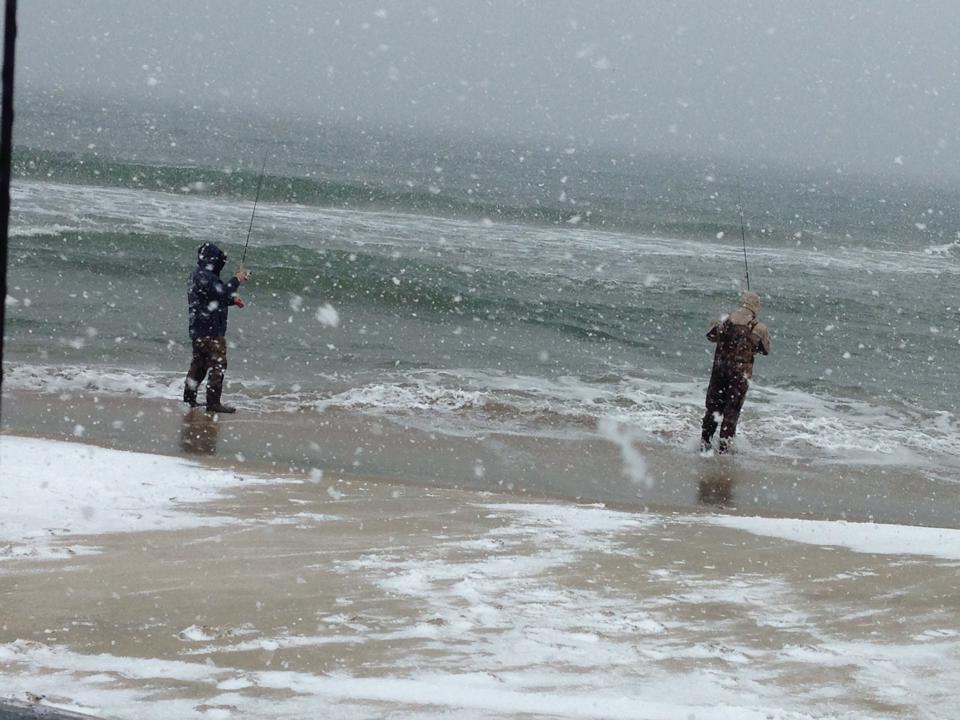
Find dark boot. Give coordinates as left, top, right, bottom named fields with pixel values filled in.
left=701, top=406, right=720, bottom=453
left=700, top=420, right=715, bottom=452
left=205, top=387, right=236, bottom=414
left=183, top=384, right=200, bottom=408
left=206, top=401, right=237, bottom=414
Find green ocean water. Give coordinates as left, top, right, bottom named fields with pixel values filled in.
left=5, top=94, right=960, bottom=476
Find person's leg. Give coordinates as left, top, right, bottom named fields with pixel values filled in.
left=184, top=338, right=209, bottom=406
left=717, top=375, right=749, bottom=454
left=701, top=372, right=724, bottom=448
left=205, top=337, right=235, bottom=413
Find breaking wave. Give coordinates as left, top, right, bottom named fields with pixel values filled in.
left=13, top=147, right=630, bottom=234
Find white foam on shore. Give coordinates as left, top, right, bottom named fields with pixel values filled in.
left=3, top=363, right=185, bottom=400
left=7, top=360, right=959, bottom=477
left=0, top=435, right=263, bottom=560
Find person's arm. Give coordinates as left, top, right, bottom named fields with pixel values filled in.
left=754, top=323, right=771, bottom=355
left=706, top=319, right=724, bottom=342
left=193, top=274, right=239, bottom=313
left=223, top=275, right=241, bottom=306
left=226, top=270, right=248, bottom=306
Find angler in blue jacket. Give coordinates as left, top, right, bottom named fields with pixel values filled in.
left=183, top=243, right=248, bottom=413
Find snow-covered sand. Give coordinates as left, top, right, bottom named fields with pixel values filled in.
left=0, top=435, right=263, bottom=561
left=2, top=434, right=959, bottom=719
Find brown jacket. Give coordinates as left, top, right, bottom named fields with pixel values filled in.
left=707, top=291, right=771, bottom=379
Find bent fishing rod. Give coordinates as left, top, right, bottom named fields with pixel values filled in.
left=736, top=181, right=751, bottom=291
left=240, top=150, right=268, bottom=270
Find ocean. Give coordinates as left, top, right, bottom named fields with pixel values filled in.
left=5, top=92, right=960, bottom=720
left=5, top=93, right=960, bottom=501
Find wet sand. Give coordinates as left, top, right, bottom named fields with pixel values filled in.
left=4, top=389, right=960, bottom=717
left=2, top=388, right=957, bottom=528
left=2, top=452, right=959, bottom=719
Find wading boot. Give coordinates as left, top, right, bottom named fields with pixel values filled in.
left=699, top=431, right=713, bottom=453
left=206, top=401, right=237, bottom=414
left=183, top=386, right=200, bottom=408
left=205, top=387, right=236, bottom=414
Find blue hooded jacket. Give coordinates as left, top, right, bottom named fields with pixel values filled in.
left=188, top=243, right=241, bottom=338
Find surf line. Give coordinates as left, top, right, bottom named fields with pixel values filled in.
left=736, top=181, right=751, bottom=291
left=240, top=149, right=269, bottom=271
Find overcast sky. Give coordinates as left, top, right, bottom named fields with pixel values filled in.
left=15, top=1, right=960, bottom=179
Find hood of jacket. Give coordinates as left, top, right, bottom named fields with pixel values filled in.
left=197, top=243, right=226, bottom=274
left=740, top=291, right=761, bottom=314
left=729, top=291, right=761, bottom=326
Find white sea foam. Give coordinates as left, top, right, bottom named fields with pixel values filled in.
left=12, top=179, right=958, bottom=281
left=5, top=359, right=959, bottom=477
left=751, top=384, right=960, bottom=464
left=4, top=362, right=185, bottom=399
left=8, top=223, right=78, bottom=238
left=314, top=380, right=487, bottom=413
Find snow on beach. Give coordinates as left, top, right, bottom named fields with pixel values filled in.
left=2, top=434, right=960, bottom=719
left=0, top=435, right=263, bottom=560
left=4, top=435, right=959, bottom=563
left=708, top=512, right=960, bottom=561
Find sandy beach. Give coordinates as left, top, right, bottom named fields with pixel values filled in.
left=3, top=394, right=960, bottom=719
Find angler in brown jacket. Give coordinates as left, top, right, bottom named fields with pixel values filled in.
left=701, top=291, right=771, bottom=453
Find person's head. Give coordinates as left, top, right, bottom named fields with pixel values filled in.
left=739, top=291, right=761, bottom=316
left=197, top=243, right=226, bottom=273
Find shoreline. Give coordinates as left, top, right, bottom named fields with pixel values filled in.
left=3, top=387, right=957, bottom=529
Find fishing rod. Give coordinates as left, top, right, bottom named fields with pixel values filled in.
left=736, top=181, right=751, bottom=291
left=240, top=150, right=268, bottom=269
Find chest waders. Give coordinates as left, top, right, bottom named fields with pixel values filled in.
left=702, top=320, right=758, bottom=453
